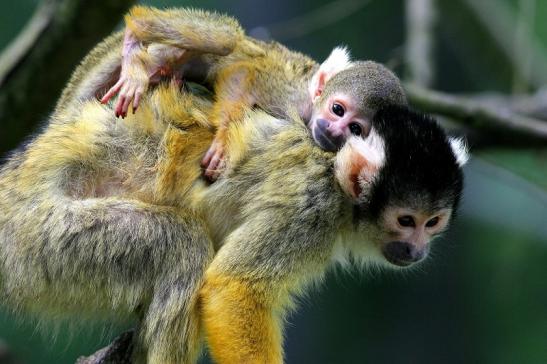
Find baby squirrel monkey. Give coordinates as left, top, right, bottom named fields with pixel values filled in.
left=99, top=6, right=407, bottom=180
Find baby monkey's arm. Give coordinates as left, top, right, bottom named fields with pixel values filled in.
left=101, top=6, right=246, bottom=117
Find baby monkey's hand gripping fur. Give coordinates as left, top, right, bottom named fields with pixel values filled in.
left=99, top=6, right=407, bottom=180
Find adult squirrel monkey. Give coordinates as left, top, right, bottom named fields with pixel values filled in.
left=91, top=6, right=407, bottom=180
left=0, top=79, right=467, bottom=363
left=0, top=6, right=468, bottom=364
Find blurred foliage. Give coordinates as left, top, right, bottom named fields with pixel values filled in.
left=478, top=149, right=547, bottom=190
left=0, top=0, right=545, bottom=363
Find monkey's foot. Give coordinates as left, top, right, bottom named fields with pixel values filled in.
left=201, top=140, right=226, bottom=182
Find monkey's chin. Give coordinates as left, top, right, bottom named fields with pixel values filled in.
left=382, top=255, right=425, bottom=268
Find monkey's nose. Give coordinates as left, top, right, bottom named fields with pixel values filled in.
left=317, top=118, right=329, bottom=129
left=382, top=241, right=425, bottom=267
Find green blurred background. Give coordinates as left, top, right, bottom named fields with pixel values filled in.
left=0, top=0, right=546, bottom=363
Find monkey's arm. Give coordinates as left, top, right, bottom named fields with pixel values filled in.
left=200, top=197, right=339, bottom=363
left=101, top=6, right=247, bottom=117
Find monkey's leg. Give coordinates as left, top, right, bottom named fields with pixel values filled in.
left=125, top=6, right=244, bottom=56
left=201, top=63, right=256, bottom=181
left=199, top=209, right=336, bottom=364
left=1, top=197, right=212, bottom=364
left=103, top=6, right=246, bottom=117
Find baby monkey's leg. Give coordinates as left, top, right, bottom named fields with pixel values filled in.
left=201, top=63, right=256, bottom=181
left=101, top=6, right=244, bottom=118
left=101, top=29, right=187, bottom=118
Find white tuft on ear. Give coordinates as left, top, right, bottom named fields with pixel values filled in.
left=309, top=46, right=353, bottom=101
left=449, top=137, right=469, bottom=166
left=321, top=46, right=352, bottom=74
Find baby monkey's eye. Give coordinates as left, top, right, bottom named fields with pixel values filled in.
left=349, top=123, right=362, bottom=136
left=398, top=215, right=416, bottom=227
left=332, top=103, right=345, bottom=117
left=426, top=216, right=439, bottom=228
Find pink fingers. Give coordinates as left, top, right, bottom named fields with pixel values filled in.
left=101, top=79, right=124, bottom=104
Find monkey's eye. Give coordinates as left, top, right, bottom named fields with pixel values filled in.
left=398, top=216, right=415, bottom=227
left=426, top=217, right=439, bottom=228
left=349, top=123, right=362, bottom=136
left=332, top=103, right=345, bottom=117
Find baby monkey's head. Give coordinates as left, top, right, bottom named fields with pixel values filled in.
left=307, top=48, right=406, bottom=152
left=335, top=105, right=468, bottom=269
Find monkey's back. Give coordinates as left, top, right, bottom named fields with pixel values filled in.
left=0, top=84, right=213, bottom=314
left=0, top=83, right=345, bottom=318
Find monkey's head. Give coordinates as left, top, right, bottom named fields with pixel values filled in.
left=308, top=48, right=406, bottom=152
left=335, top=105, right=468, bottom=268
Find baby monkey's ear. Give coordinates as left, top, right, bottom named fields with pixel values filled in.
left=309, top=46, right=352, bottom=101
left=334, top=132, right=385, bottom=201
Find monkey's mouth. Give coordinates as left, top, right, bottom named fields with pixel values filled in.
left=383, top=256, right=414, bottom=267
left=312, top=127, right=343, bottom=152
left=381, top=242, right=427, bottom=268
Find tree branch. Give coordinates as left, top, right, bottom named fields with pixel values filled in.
left=405, top=83, right=547, bottom=143
left=75, top=330, right=135, bottom=364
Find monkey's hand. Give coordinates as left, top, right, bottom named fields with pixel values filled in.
left=201, top=137, right=226, bottom=182
left=101, top=29, right=186, bottom=118
left=101, top=29, right=151, bottom=117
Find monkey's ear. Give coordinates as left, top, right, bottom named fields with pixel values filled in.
left=335, top=133, right=385, bottom=201
left=449, top=137, right=469, bottom=166
left=309, top=46, right=352, bottom=101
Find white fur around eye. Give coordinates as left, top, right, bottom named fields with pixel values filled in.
left=449, top=137, right=469, bottom=166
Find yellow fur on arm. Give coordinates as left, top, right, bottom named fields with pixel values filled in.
left=200, top=271, right=284, bottom=364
